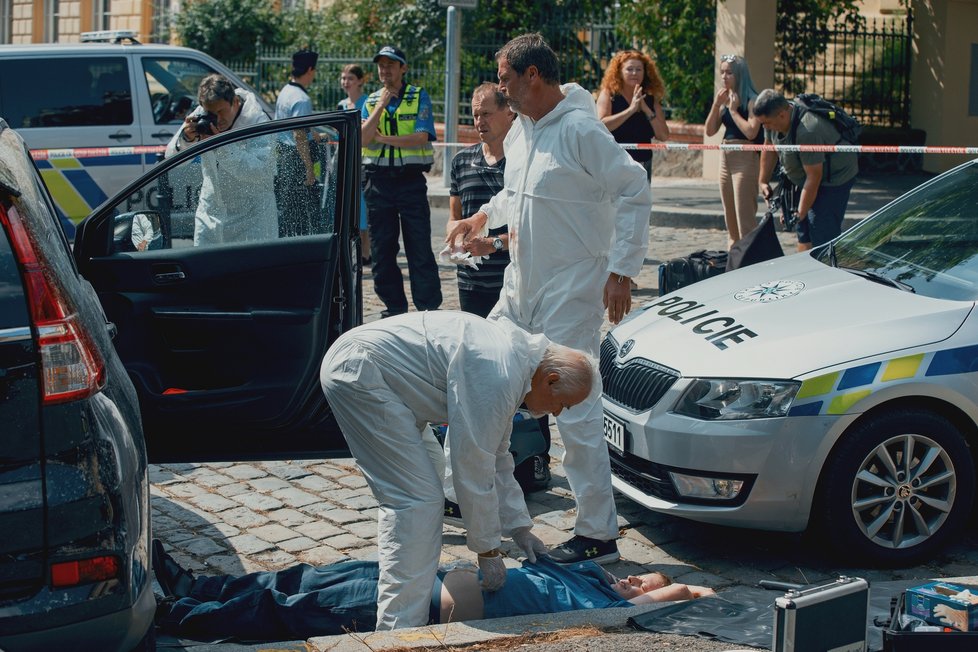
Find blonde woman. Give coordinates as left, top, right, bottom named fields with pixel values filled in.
left=705, top=54, right=763, bottom=249
left=597, top=50, right=670, bottom=181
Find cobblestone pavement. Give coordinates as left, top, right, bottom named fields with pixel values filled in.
left=151, top=217, right=978, bottom=649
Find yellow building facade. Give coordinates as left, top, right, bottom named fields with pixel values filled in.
left=2, top=0, right=172, bottom=44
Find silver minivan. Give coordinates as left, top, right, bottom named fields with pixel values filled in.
left=0, top=31, right=271, bottom=226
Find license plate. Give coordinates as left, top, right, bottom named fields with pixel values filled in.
left=603, top=413, right=626, bottom=454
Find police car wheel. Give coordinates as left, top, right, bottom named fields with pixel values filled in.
left=816, top=409, right=974, bottom=566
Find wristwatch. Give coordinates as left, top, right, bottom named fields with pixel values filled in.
left=492, top=237, right=504, bottom=252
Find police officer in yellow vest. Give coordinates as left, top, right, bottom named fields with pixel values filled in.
left=361, top=45, right=442, bottom=317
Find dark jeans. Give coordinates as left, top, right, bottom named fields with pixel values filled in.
left=161, top=560, right=380, bottom=641
left=458, top=288, right=501, bottom=319
left=364, top=169, right=442, bottom=314
left=796, top=177, right=856, bottom=247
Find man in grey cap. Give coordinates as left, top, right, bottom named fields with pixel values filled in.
left=275, top=48, right=320, bottom=236
left=360, top=45, right=442, bottom=318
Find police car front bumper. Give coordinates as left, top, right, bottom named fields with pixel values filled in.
left=603, top=387, right=855, bottom=532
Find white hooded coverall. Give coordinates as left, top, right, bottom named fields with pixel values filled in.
left=165, top=89, right=278, bottom=246
left=481, top=83, right=652, bottom=541
left=320, top=311, right=546, bottom=629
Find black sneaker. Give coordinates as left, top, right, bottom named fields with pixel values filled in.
left=443, top=499, right=464, bottom=527
left=515, top=454, right=551, bottom=493
left=532, top=454, right=552, bottom=490
left=548, top=535, right=620, bottom=565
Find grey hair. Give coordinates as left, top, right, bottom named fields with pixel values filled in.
left=752, top=88, right=790, bottom=118
left=198, top=74, right=237, bottom=105
left=721, top=55, right=759, bottom=106
left=496, top=32, right=560, bottom=85
left=472, top=81, right=508, bottom=110
left=539, top=343, right=596, bottom=399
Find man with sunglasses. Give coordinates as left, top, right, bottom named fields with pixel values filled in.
left=361, top=45, right=442, bottom=318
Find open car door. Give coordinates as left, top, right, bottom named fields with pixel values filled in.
left=73, top=111, right=363, bottom=462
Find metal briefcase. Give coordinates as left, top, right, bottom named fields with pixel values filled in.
left=773, top=576, right=870, bottom=652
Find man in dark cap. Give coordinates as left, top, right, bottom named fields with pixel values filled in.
left=360, top=45, right=442, bottom=318
left=275, top=48, right=320, bottom=236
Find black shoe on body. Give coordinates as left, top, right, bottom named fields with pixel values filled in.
left=443, top=499, right=464, bottom=527
left=151, top=539, right=195, bottom=598
left=548, top=535, right=620, bottom=565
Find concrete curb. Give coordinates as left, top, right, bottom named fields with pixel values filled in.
left=308, top=604, right=661, bottom=651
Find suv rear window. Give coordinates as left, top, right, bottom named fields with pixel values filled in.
left=0, top=57, right=133, bottom=128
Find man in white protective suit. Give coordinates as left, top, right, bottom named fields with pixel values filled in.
left=446, top=32, right=652, bottom=566
left=319, top=311, right=595, bottom=630
left=166, top=74, right=278, bottom=246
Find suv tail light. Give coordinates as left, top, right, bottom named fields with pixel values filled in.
left=0, top=202, right=106, bottom=403
left=50, top=555, right=121, bottom=588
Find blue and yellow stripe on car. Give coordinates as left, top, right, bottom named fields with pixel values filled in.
left=35, top=158, right=111, bottom=221
left=788, top=344, right=978, bottom=416
left=32, top=146, right=164, bottom=222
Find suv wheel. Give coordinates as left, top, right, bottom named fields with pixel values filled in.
left=817, top=409, right=975, bottom=566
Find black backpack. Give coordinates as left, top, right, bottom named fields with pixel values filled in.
left=789, top=93, right=862, bottom=182
left=790, top=93, right=862, bottom=145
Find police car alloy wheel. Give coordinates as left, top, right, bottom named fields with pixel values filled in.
left=815, top=409, right=975, bottom=566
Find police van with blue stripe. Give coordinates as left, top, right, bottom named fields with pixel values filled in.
left=0, top=30, right=271, bottom=234
left=602, top=158, right=978, bottom=565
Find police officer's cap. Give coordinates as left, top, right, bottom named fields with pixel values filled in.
left=292, top=49, right=318, bottom=73
left=373, top=46, right=407, bottom=66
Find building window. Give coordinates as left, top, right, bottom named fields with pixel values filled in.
left=150, top=0, right=172, bottom=43
left=45, top=0, right=60, bottom=42
left=93, top=0, right=111, bottom=31
left=0, top=0, right=11, bottom=44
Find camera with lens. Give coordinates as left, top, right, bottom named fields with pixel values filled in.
left=195, top=112, right=219, bottom=137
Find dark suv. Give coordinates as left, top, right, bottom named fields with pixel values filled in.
left=0, top=107, right=361, bottom=650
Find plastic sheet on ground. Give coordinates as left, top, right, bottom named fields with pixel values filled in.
left=627, top=580, right=914, bottom=651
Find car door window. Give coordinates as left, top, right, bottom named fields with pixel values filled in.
left=108, top=122, right=340, bottom=252
left=141, top=57, right=214, bottom=125
left=0, top=57, right=132, bottom=128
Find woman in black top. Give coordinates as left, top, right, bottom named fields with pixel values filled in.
left=705, top=54, right=763, bottom=249
left=596, top=50, right=669, bottom=181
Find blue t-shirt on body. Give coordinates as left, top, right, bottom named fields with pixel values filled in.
left=482, top=558, right=631, bottom=619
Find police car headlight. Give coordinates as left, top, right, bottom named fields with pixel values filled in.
left=675, top=379, right=800, bottom=420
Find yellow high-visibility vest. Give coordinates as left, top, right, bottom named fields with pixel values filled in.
left=362, top=84, right=434, bottom=170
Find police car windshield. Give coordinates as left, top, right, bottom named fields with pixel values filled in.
left=824, top=161, right=978, bottom=301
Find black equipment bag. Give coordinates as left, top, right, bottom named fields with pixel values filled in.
left=726, top=212, right=785, bottom=272
left=658, top=250, right=727, bottom=296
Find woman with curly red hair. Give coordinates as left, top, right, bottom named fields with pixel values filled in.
left=597, top=50, right=670, bottom=180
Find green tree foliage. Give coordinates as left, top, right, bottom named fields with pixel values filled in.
left=615, top=0, right=717, bottom=123
left=174, top=0, right=281, bottom=62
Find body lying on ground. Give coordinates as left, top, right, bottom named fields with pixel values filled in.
left=153, top=542, right=714, bottom=641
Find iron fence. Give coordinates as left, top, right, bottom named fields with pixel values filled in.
left=225, top=10, right=623, bottom=126
left=776, top=11, right=913, bottom=129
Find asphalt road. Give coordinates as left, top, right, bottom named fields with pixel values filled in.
left=152, top=210, right=978, bottom=651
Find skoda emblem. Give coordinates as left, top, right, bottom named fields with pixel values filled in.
left=619, top=339, right=635, bottom=358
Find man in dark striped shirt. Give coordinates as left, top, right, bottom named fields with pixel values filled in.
left=449, top=82, right=514, bottom=317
